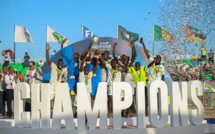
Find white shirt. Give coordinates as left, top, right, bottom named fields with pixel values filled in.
left=79, top=71, right=93, bottom=93
left=148, top=57, right=165, bottom=83
left=5, top=74, right=16, bottom=89
left=101, top=60, right=111, bottom=82
left=106, top=64, right=121, bottom=84
left=182, top=64, right=189, bottom=73
left=50, top=63, right=67, bottom=85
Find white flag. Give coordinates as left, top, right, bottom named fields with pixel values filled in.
left=46, top=25, right=69, bottom=47
left=15, top=26, right=34, bottom=43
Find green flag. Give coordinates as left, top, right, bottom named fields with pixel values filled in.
left=153, top=24, right=174, bottom=43
left=117, top=25, right=139, bottom=42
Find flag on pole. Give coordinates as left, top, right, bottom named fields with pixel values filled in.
left=117, top=25, right=139, bottom=42
left=46, top=25, right=69, bottom=47
left=82, top=25, right=93, bottom=40
left=15, top=26, right=34, bottom=43
left=185, top=24, right=206, bottom=43
left=153, top=24, right=174, bottom=44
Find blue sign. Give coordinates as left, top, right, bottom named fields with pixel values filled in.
left=82, top=25, right=93, bottom=40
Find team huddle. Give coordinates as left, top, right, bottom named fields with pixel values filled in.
left=47, top=38, right=165, bottom=118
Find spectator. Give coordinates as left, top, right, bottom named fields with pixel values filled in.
left=14, top=69, right=18, bottom=75
left=196, top=62, right=201, bottom=71
left=51, top=50, right=57, bottom=57
left=208, top=49, right=214, bottom=63
left=175, top=60, right=181, bottom=72
left=24, top=61, right=43, bottom=111
left=203, top=63, right=209, bottom=72
left=199, top=44, right=207, bottom=63
left=189, top=65, right=195, bottom=75
left=18, top=72, right=24, bottom=82
left=182, top=62, right=189, bottom=73
left=193, top=59, right=198, bottom=68
left=200, top=69, right=205, bottom=81
left=38, top=59, right=44, bottom=67
left=193, top=69, right=199, bottom=80
left=0, top=69, right=5, bottom=118
left=208, top=60, right=214, bottom=71
left=192, top=53, right=198, bottom=62
left=3, top=51, right=9, bottom=67
left=24, top=52, right=30, bottom=67
left=5, top=66, right=18, bottom=118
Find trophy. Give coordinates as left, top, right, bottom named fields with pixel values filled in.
left=91, top=35, right=99, bottom=54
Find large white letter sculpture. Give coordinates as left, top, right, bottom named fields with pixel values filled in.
left=188, top=80, right=203, bottom=125
left=77, top=82, right=107, bottom=130
left=113, top=82, right=132, bottom=129
left=14, top=83, right=31, bottom=128
left=170, top=82, right=188, bottom=127
left=148, top=80, right=169, bottom=128
left=136, top=82, right=146, bottom=129
left=52, top=83, right=75, bottom=129
left=31, top=84, right=51, bottom=129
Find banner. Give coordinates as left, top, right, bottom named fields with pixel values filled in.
left=15, top=26, right=34, bottom=43
left=46, top=25, right=69, bottom=47
left=82, top=25, right=93, bottom=40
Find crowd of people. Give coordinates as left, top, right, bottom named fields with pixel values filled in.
left=168, top=44, right=215, bottom=82
left=1, top=38, right=213, bottom=121
left=0, top=38, right=165, bottom=119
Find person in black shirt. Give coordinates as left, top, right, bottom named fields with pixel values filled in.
left=24, top=52, right=30, bottom=67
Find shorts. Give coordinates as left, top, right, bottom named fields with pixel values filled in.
left=209, top=58, right=214, bottom=63
left=201, top=55, right=206, bottom=60
left=50, top=84, right=56, bottom=100
left=67, top=79, right=76, bottom=92
left=73, top=92, right=91, bottom=107
left=91, top=82, right=99, bottom=96
left=108, top=84, right=125, bottom=97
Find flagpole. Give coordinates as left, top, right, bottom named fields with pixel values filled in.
left=46, top=25, right=47, bottom=46
left=14, top=25, right=16, bottom=64
left=81, top=25, right=83, bottom=40
left=117, top=24, right=118, bottom=38
left=184, top=24, right=186, bottom=61
left=153, top=24, right=154, bottom=56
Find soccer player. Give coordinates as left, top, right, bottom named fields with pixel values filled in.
left=61, top=39, right=79, bottom=94
left=46, top=43, right=67, bottom=100
left=100, top=56, right=121, bottom=118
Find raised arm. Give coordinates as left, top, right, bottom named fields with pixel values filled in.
left=100, top=55, right=106, bottom=67
left=128, top=42, right=136, bottom=67
left=92, top=55, right=99, bottom=74
left=61, top=39, right=72, bottom=62
left=140, top=38, right=150, bottom=59
left=46, top=44, right=52, bottom=66
left=113, top=43, right=117, bottom=59
left=80, top=50, right=91, bottom=72
left=80, top=42, right=92, bottom=61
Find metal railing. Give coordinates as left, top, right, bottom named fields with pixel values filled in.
left=0, top=58, right=46, bottom=65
